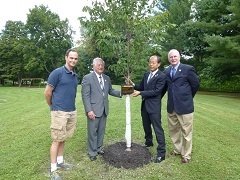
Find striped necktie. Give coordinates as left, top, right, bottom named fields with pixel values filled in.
left=99, top=76, right=104, bottom=95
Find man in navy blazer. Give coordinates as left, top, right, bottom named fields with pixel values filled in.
left=163, top=49, right=200, bottom=164
left=127, top=54, right=166, bottom=163
left=81, top=57, right=122, bottom=161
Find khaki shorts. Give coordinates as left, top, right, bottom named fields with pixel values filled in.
left=50, top=110, right=77, bottom=142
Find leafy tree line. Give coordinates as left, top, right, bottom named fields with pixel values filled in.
left=0, top=5, right=73, bottom=86
left=0, top=0, right=239, bottom=91
left=79, top=0, right=240, bottom=91
left=159, top=0, right=240, bottom=91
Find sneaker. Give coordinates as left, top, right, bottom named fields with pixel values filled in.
left=57, top=162, right=73, bottom=169
left=49, top=170, right=61, bottom=180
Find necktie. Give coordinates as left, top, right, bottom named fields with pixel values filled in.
left=171, top=67, right=176, bottom=78
left=147, top=72, right=153, bottom=83
left=99, top=76, right=104, bottom=95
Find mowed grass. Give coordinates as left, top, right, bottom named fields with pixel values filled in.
left=0, top=86, right=239, bottom=180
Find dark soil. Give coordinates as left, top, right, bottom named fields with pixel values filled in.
left=102, top=142, right=152, bottom=169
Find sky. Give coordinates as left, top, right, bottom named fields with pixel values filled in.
left=0, top=0, right=93, bottom=44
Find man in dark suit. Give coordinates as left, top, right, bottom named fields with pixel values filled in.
left=127, top=54, right=166, bottom=163
left=163, top=49, right=200, bottom=164
left=81, top=57, right=122, bottom=161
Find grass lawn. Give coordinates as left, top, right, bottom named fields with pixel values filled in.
left=0, top=86, right=239, bottom=180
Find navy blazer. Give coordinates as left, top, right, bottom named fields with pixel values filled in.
left=134, top=69, right=166, bottom=114
left=163, top=63, right=200, bottom=114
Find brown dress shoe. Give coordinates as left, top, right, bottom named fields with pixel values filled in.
left=182, top=158, right=190, bottom=164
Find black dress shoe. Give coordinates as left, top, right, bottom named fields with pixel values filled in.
left=97, top=150, right=104, bottom=155
left=142, top=143, right=153, bottom=147
left=152, top=156, right=165, bottom=163
left=89, top=156, right=97, bottom=161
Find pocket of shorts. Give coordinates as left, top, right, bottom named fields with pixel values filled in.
left=51, top=124, right=62, bottom=130
left=51, top=125, right=65, bottom=141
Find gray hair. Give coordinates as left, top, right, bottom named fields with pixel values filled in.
left=168, top=49, right=180, bottom=57
left=93, top=57, right=105, bottom=66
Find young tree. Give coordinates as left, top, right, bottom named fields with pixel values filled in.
left=80, top=0, right=168, bottom=150
left=80, top=0, right=168, bottom=80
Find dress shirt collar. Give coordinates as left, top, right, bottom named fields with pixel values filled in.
left=171, top=62, right=180, bottom=71
left=150, top=69, right=159, bottom=77
left=94, top=72, right=104, bottom=86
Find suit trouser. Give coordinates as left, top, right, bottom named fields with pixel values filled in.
left=168, top=111, right=193, bottom=159
left=141, top=102, right=166, bottom=157
left=87, top=114, right=107, bottom=156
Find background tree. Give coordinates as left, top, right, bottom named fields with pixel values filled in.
left=154, top=0, right=240, bottom=91
left=24, top=5, right=73, bottom=79
left=192, top=0, right=240, bottom=90
left=202, top=0, right=240, bottom=80
left=74, top=37, right=100, bottom=80
left=153, top=0, right=209, bottom=75
left=0, top=5, right=76, bottom=85
left=0, top=21, right=27, bottom=85
left=157, top=0, right=195, bottom=51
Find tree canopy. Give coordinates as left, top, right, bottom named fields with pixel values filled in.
left=79, top=0, right=169, bottom=82
left=0, top=5, right=73, bottom=85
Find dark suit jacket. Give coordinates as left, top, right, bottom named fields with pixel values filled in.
left=81, top=72, right=121, bottom=117
left=134, top=69, right=166, bottom=114
left=163, top=63, right=200, bottom=114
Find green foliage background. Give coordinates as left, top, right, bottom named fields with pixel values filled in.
left=0, top=0, right=240, bottom=91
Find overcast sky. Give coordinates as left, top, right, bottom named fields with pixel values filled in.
left=0, top=0, right=94, bottom=43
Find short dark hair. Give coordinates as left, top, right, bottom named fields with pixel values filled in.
left=150, top=53, right=161, bottom=63
left=65, top=49, right=77, bottom=57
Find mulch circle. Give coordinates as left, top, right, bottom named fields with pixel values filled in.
left=102, top=141, right=152, bottom=169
